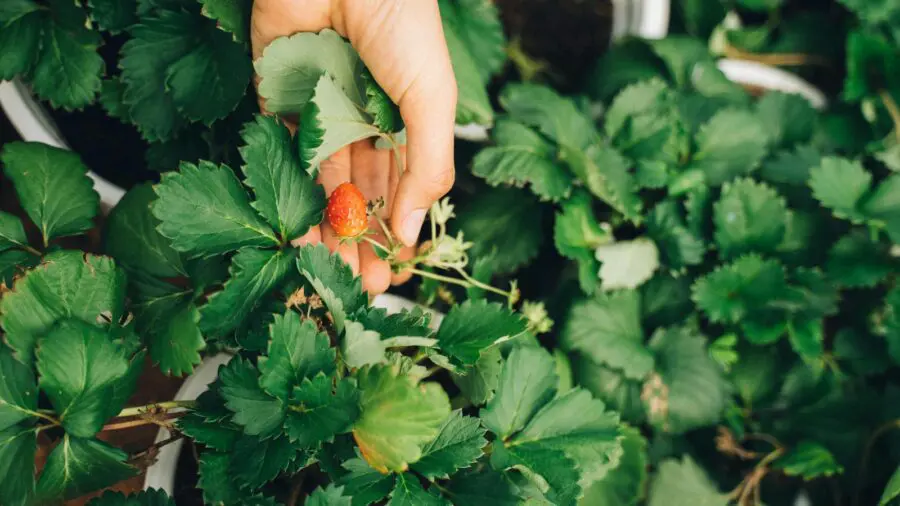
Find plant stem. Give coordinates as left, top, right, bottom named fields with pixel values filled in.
left=361, top=236, right=391, bottom=255
left=723, top=44, right=829, bottom=67
left=854, top=418, right=900, bottom=506
left=26, top=408, right=60, bottom=426
left=879, top=89, right=900, bottom=144
left=407, top=268, right=508, bottom=299
left=101, top=411, right=187, bottom=432
left=453, top=267, right=513, bottom=299
left=130, top=433, right=183, bottom=463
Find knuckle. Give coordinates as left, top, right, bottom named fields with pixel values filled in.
left=425, top=166, right=455, bottom=195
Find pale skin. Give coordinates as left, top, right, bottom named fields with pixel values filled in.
left=251, top=0, right=458, bottom=294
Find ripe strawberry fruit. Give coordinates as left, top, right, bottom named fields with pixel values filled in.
left=327, top=182, right=369, bottom=237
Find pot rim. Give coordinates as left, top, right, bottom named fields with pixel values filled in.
left=716, top=58, right=827, bottom=109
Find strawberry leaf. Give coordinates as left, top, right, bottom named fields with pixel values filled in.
left=411, top=410, right=487, bottom=479
left=144, top=301, right=205, bottom=377
left=258, top=311, right=335, bottom=401
left=342, top=320, right=386, bottom=369
left=308, top=485, right=353, bottom=506
left=0, top=425, right=37, bottom=506
left=0, top=10, right=41, bottom=82
left=443, top=468, right=520, bottom=506
left=472, top=119, right=573, bottom=202
left=0, top=347, right=37, bottom=431
left=689, top=108, right=768, bottom=185
left=1, top=142, right=99, bottom=246
left=554, top=190, right=611, bottom=294
left=561, top=290, right=653, bottom=380
left=239, top=115, right=326, bottom=241
left=500, top=83, right=596, bottom=149
left=0, top=251, right=126, bottom=363
left=580, top=425, right=648, bottom=506
left=361, top=70, right=403, bottom=134
left=436, top=299, right=526, bottom=366
left=337, top=457, right=395, bottom=505
left=713, top=178, right=788, bottom=258
left=36, top=436, right=136, bottom=501
left=808, top=156, right=872, bottom=223
left=231, top=433, right=307, bottom=489
left=826, top=231, right=894, bottom=288
left=255, top=29, right=364, bottom=115
left=481, top=346, right=558, bottom=438
left=36, top=320, right=142, bottom=438
left=755, top=91, right=817, bottom=148
left=87, top=490, right=176, bottom=506
left=198, top=0, right=251, bottom=42
left=219, top=357, right=286, bottom=438
left=0, top=211, right=28, bottom=253
left=387, top=474, right=447, bottom=506
left=352, top=363, right=450, bottom=473
left=438, top=0, right=505, bottom=83
left=105, top=184, right=186, bottom=278
left=491, top=444, right=580, bottom=506
left=87, top=0, right=137, bottom=34
left=648, top=456, right=729, bottom=506
left=198, top=452, right=243, bottom=506
left=199, top=247, right=295, bottom=337
left=442, top=18, right=493, bottom=126
left=645, top=201, right=705, bottom=270
left=284, top=374, right=360, bottom=447
left=595, top=238, right=660, bottom=291
left=451, top=346, right=502, bottom=406
left=153, top=160, right=279, bottom=257
left=692, top=255, right=787, bottom=324
left=562, top=144, right=642, bottom=223
left=296, top=244, right=367, bottom=332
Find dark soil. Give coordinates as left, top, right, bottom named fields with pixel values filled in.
left=173, top=441, right=204, bottom=505
left=495, top=0, right=614, bottom=90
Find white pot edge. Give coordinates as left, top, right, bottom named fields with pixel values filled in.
left=716, top=58, right=827, bottom=110
left=142, top=293, right=442, bottom=495
left=0, top=79, right=127, bottom=208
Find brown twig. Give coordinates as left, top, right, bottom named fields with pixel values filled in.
left=854, top=418, right=900, bottom=506
left=101, top=411, right=187, bottom=432
left=879, top=90, right=900, bottom=145
left=723, top=43, right=831, bottom=67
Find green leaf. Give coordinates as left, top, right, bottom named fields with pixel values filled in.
left=605, top=79, right=688, bottom=167
left=0, top=251, right=125, bottom=364
left=388, top=474, right=448, bottom=506
left=442, top=18, right=493, bottom=126
left=199, top=0, right=251, bottom=42
left=200, top=248, right=295, bottom=337
left=481, top=346, right=558, bottom=438
left=444, top=467, right=520, bottom=506
left=231, top=434, right=304, bottom=489
left=146, top=302, right=205, bottom=377
left=88, top=0, right=137, bottom=33
left=472, top=120, right=573, bottom=202
left=692, top=255, right=786, bottom=324
left=352, top=363, right=451, bottom=473
left=491, top=443, right=581, bottom=506
left=296, top=244, right=368, bottom=332
left=572, top=355, right=646, bottom=426
left=36, top=436, right=136, bottom=500
left=411, top=410, right=487, bottom=479
left=239, top=115, right=326, bottom=241
left=454, top=186, right=544, bottom=274
left=1, top=142, right=99, bottom=245
left=258, top=311, right=335, bottom=401
left=0, top=346, right=36, bottom=435
left=580, top=425, right=647, bottom=506
left=342, top=320, right=386, bottom=369
left=645, top=201, right=705, bottom=270
left=285, top=374, right=360, bottom=447
left=219, top=357, right=286, bottom=438
left=255, top=29, right=364, bottom=115
left=647, top=456, right=729, bottom=506
left=690, top=109, right=768, bottom=185
left=773, top=441, right=844, bottom=480
left=436, top=300, right=525, bottom=366
left=0, top=211, right=27, bottom=253
left=361, top=70, right=403, bottom=133
left=30, top=13, right=104, bottom=110
left=105, top=184, right=186, bottom=278
left=713, top=178, right=788, bottom=258
left=438, top=0, right=506, bottom=82
left=755, top=91, right=817, bottom=148
left=0, top=9, right=40, bottom=82
left=308, top=484, right=353, bottom=506
left=808, top=156, right=872, bottom=223
left=645, top=327, right=729, bottom=434
left=881, top=465, right=900, bottom=505
left=153, top=160, right=278, bottom=256
left=554, top=190, right=612, bottom=293
left=198, top=451, right=244, bottom=506
left=0, top=425, right=36, bottom=506
left=452, top=346, right=502, bottom=406
left=499, top=83, right=596, bottom=149
left=562, top=145, right=643, bottom=222
left=759, top=145, right=822, bottom=186
left=36, top=320, right=137, bottom=438
left=352, top=306, right=433, bottom=340
left=338, top=457, right=396, bottom=506
left=177, top=411, right=240, bottom=452
left=561, top=290, right=653, bottom=381
left=298, top=74, right=382, bottom=172
left=826, top=231, right=893, bottom=288
left=594, top=238, right=660, bottom=291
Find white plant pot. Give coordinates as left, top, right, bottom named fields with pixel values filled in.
left=716, top=58, right=827, bottom=109
left=142, top=293, right=442, bottom=495
left=0, top=79, right=126, bottom=209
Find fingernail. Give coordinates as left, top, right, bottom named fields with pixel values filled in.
left=401, top=208, right=427, bottom=246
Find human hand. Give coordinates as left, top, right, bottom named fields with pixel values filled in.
left=251, top=0, right=458, bottom=294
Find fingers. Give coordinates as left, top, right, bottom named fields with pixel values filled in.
left=387, top=147, right=414, bottom=286
left=351, top=141, right=392, bottom=294
left=318, top=146, right=360, bottom=274
left=336, top=0, right=458, bottom=247
left=250, top=0, right=332, bottom=59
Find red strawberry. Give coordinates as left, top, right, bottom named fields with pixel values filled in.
left=326, top=182, right=369, bottom=237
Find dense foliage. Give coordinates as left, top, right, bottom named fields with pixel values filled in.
left=5, top=0, right=900, bottom=505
